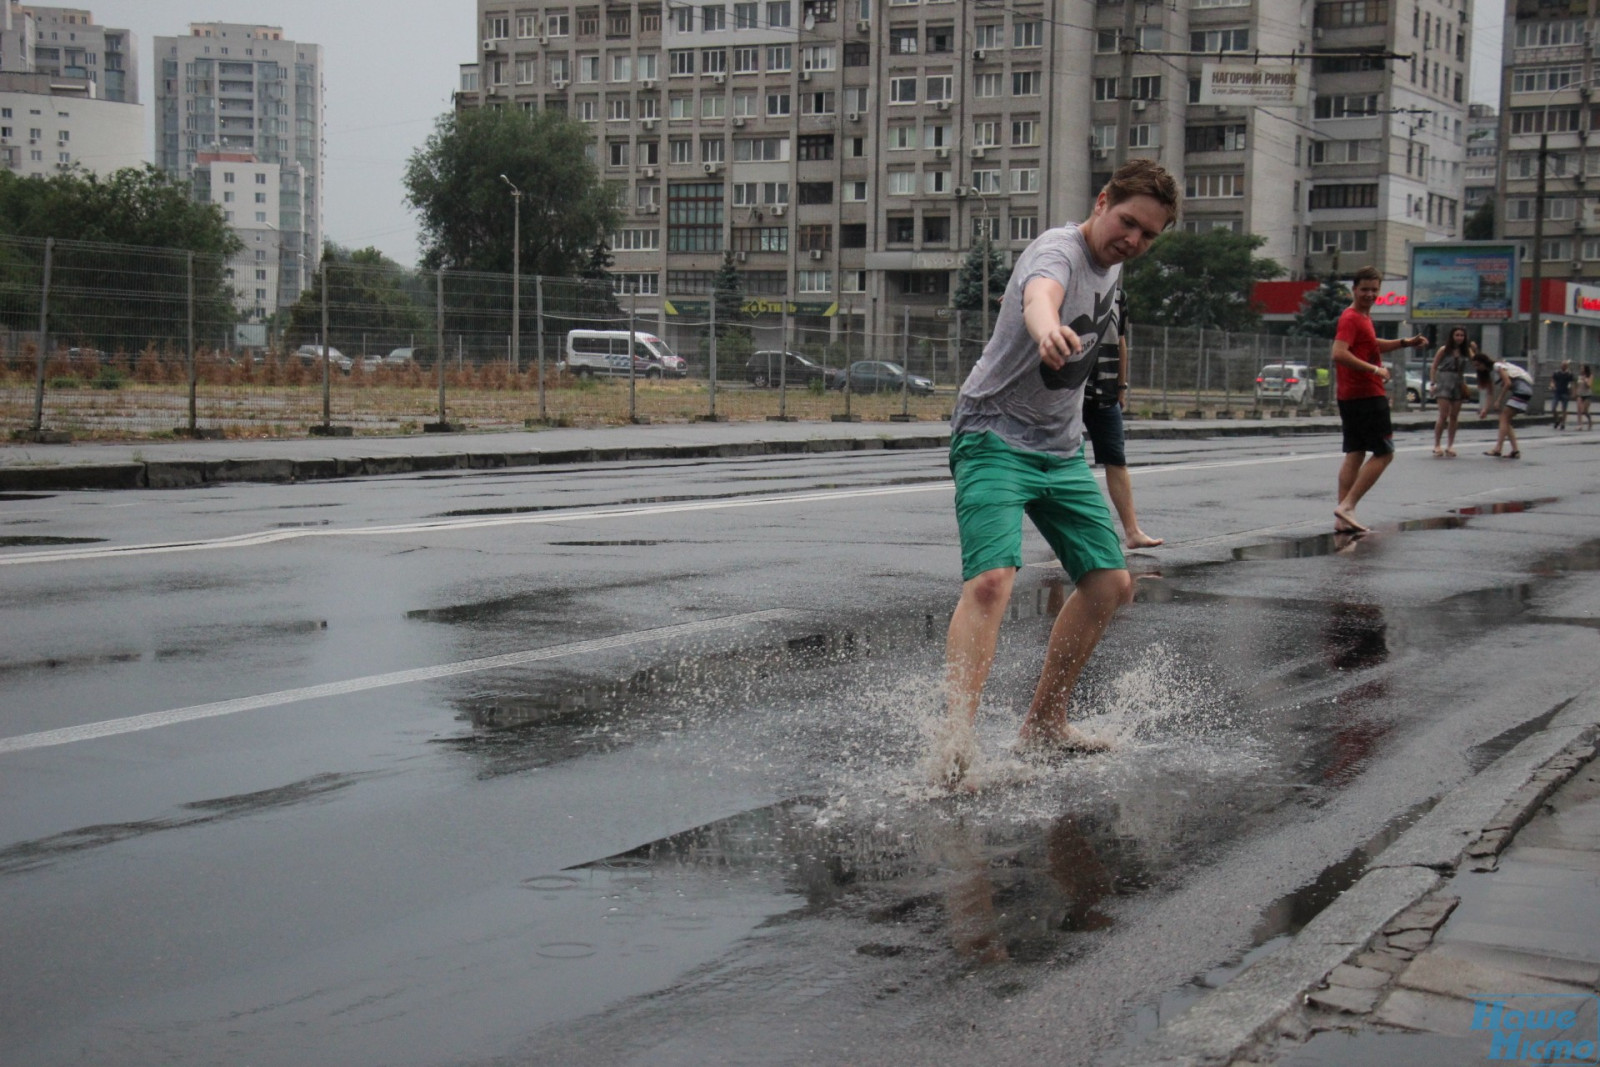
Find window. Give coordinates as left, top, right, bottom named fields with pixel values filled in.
left=1184, top=124, right=1247, bottom=152
left=254, top=191, right=267, bottom=203
left=972, top=120, right=999, bottom=147
left=1307, top=183, right=1377, bottom=209
left=671, top=49, right=695, bottom=75
left=766, top=91, right=790, bottom=116
left=548, top=13, right=571, bottom=36
left=801, top=91, right=835, bottom=115
left=927, top=26, right=953, bottom=53
left=670, top=95, right=693, bottom=119
left=1510, top=66, right=1581, bottom=94
left=703, top=95, right=726, bottom=118
left=972, top=168, right=1000, bottom=194
left=517, top=14, right=539, bottom=37
left=1190, top=28, right=1248, bottom=52
left=1309, top=229, right=1369, bottom=253
left=608, top=10, right=632, bottom=34
left=488, top=16, right=510, bottom=39
left=668, top=181, right=726, bottom=252
left=1314, top=94, right=1380, bottom=119
left=974, top=24, right=1004, bottom=49
left=1129, top=124, right=1156, bottom=148
left=731, top=227, right=789, bottom=251
left=702, top=136, right=725, bottom=161
left=1011, top=119, right=1038, bottom=146
left=843, top=180, right=868, bottom=201
left=888, top=170, right=916, bottom=195
left=734, top=136, right=789, bottom=160
left=1094, top=77, right=1117, bottom=102
left=703, top=48, right=727, bottom=74
left=1011, top=167, right=1039, bottom=193
left=923, top=122, right=951, bottom=148
left=845, top=42, right=870, bottom=67
left=925, top=171, right=951, bottom=195
left=1186, top=172, right=1246, bottom=198
left=1012, top=70, right=1040, bottom=96
left=797, top=181, right=833, bottom=204
left=734, top=91, right=758, bottom=116
left=1137, top=26, right=1163, bottom=49
left=609, top=141, right=631, bottom=167
left=798, top=133, right=834, bottom=159
left=1310, top=138, right=1380, bottom=164
left=1014, top=20, right=1042, bottom=47
left=670, top=137, right=694, bottom=162
left=611, top=54, right=632, bottom=81
left=1130, top=76, right=1161, bottom=100
left=797, top=270, right=831, bottom=293
left=1010, top=215, right=1038, bottom=241
left=613, top=273, right=660, bottom=296
left=768, top=1, right=792, bottom=27
left=735, top=2, right=759, bottom=28
left=767, top=44, right=791, bottom=71
left=841, top=269, right=866, bottom=292
left=888, top=216, right=915, bottom=242
left=674, top=5, right=695, bottom=30
left=924, top=215, right=949, bottom=241
left=639, top=53, right=659, bottom=80
left=927, top=75, right=952, bottom=101
left=1096, top=30, right=1119, bottom=54
left=1515, top=19, right=1582, bottom=48
left=580, top=55, right=600, bottom=81
left=517, top=58, right=537, bottom=83
left=702, top=4, right=728, bottom=30
left=798, top=224, right=832, bottom=251
left=890, top=77, right=918, bottom=104
left=891, top=29, right=919, bottom=54
left=733, top=46, right=760, bottom=73
left=974, top=72, right=1004, bottom=98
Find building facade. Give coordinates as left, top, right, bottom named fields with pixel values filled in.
left=0, top=69, right=141, bottom=176
left=1464, top=102, right=1498, bottom=214
left=154, top=22, right=323, bottom=324
left=463, top=0, right=1470, bottom=355
left=11, top=5, right=139, bottom=103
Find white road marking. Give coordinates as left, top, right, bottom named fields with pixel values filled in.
left=0, top=609, right=798, bottom=756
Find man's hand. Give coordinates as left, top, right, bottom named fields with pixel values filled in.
left=1405, top=335, right=1428, bottom=349
left=1037, top=326, right=1082, bottom=370
left=1372, top=364, right=1391, bottom=382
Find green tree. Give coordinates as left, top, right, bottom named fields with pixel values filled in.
left=710, top=251, right=751, bottom=375
left=403, top=107, right=621, bottom=278
left=1287, top=273, right=1350, bottom=340
left=951, top=239, right=1010, bottom=316
left=1464, top=199, right=1494, bottom=241
left=0, top=165, right=242, bottom=349
left=284, top=244, right=430, bottom=352
left=1121, top=229, right=1284, bottom=331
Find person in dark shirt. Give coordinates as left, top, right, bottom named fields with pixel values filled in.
left=1551, top=360, right=1575, bottom=430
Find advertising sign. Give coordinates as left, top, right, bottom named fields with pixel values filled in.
left=1408, top=243, right=1519, bottom=321
left=1197, top=63, right=1308, bottom=108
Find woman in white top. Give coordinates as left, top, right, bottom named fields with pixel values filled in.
left=1484, top=357, right=1533, bottom=458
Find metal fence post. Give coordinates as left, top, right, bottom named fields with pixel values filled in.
left=778, top=302, right=789, bottom=419
left=708, top=286, right=718, bottom=420
left=320, top=259, right=331, bottom=429
left=186, top=251, right=196, bottom=434
left=627, top=293, right=638, bottom=423
left=436, top=269, right=447, bottom=426
left=534, top=275, right=546, bottom=422
left=29, top=237, right=53, bottom=433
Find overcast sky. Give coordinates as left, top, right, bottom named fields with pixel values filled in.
left=89, top=3, right=1502, bottom=269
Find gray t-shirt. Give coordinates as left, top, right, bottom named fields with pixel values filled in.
left=951, top=224, right=1120, bottom=457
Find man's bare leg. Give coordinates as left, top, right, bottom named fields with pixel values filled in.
left=1334, top=451, right=1392, bottom=532
left=936, top=567, right=1017, bottom=785
left=1105, top=465, right=1163, bottom=548
left=1018, top=568, right=1132, bottom=748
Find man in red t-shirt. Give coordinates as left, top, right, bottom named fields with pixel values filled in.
left=1331, top=266, right=1428, bottom=533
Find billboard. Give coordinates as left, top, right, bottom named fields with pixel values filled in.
left=1198, top=63, right=1308, bottom=108
left=1408, top=242, right=1519, bottom=321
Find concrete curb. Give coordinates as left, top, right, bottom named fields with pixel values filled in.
left=0, top=411, right=1514, bottom=493
left=1121, top=690, right=1600, bottom=1067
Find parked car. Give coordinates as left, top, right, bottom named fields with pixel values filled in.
left=1404, top=367, right=1425, bottom=405
left=846, top=360, right=934, bottom=395
left=745, top=350, right=843, bottom=389
left=382, top=346, right=431, bottom=366
left=561, top=329, right=687, bottom=379
left=294, top=344, right=352, bottom=372
left=1254, top=363, right=1313, bottom=406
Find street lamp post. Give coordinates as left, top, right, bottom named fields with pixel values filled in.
left=501, top=175, right=522, bottom=375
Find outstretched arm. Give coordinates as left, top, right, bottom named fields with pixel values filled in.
left=1023, top=277, right=1077, bottom=369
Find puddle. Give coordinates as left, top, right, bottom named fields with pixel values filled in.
left=271, top=520, right=332, bottom=528
left=0, top=535, right=106, bottom=547
left=1233, top=498, right=1564, bottom=560
left=0, top=493, right=52, bottom=501
left=1466, top=702, right=1571, bottom=773
left=549, top=540, right=664, bottom=547
left=1452, top=497, right=1558, bottom=516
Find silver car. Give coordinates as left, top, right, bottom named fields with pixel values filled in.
left=1255, top=363, right=1313, bottom=405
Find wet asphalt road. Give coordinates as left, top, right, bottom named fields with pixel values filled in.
left=2, top=428, right=1599, bottom=1067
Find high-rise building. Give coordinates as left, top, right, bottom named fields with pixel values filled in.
left=154, top=22, right=322, bottom=324
left=1464, top=103, right=1497, bottom=215
left=463, top=0, right=1470, bottom=352
left=0, top=6, right=142, bottom=178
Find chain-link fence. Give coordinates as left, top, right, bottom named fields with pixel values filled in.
left=3, top=234, right=1362, bottom=441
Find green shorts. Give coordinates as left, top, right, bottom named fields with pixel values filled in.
left=949, top=431, right=1126, bottom=582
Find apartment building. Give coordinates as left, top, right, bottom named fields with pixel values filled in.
left=465, top=0, right=1469, bottom=352
left=11, top=5, right=138, bottom=102
left=0, top=70, right=141, bottom=176
left=154, top=22, right=323, bottom=324
left=1464, top=102, right=1497, bottom=214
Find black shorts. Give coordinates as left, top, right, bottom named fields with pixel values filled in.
left=1081, top=399, right=1126, bottom=467
left=1338, top=395, right=1394, bottom=457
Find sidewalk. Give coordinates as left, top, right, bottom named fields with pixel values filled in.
left=0, top=408, right=1495, bottom=492
left=1129, top=693, right=1600, bottom=1067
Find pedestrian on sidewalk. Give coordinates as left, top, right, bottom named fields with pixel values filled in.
left=1081, top=290, right=1163, bottom=549
left=1429, top=327, right=1473, bottom=458
left=938, top=158, right=1179, bottom=787
left=1579, top=365, right=1594, bottom=430
left=1474, top=354, right=1496, bottom=420
left=1550, top=360, right=1575, bottom=430
left=1331, top=266, right=1429, bottom=533
left=1483, top=356, right=1534, bottom=458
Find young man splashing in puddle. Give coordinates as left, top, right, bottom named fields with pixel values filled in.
left=935, top=159, right=1180, bottom=788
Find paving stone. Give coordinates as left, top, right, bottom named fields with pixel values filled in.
left=1353, top=951, right=1409, bottom=975
left=1429, top=940, right=1600, bottom=988
left=1500, top=844, right=1600, bottom=874
left=1382, top=897, right=1457, bottom=935
left=1328, top=963, right=1391, bottom=990
left=1305, top=984, right=1381, bottom=1014
left=1372, top=987, right=1477, bottom=1035
left=1396, top=950, right=1582, bottom=1001
left=1385, top=929, right=1434, bottom=953
left=1274, top=1029, right=1491, bottom=1067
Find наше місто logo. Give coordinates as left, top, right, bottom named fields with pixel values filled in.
left=1472, top=996, right=1600, bottom=1062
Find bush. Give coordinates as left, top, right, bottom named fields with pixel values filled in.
left=91, top=366, right=126, bottom=390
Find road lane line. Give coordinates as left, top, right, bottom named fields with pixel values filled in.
left=0, top=609, right=798, bottom=756
left=0, top=451, right=1345, bottom=567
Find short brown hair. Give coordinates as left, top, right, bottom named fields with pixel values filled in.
left=1352, top=265, right=1383, bottom=285
left=1103, top=158, right=1180, bottom=222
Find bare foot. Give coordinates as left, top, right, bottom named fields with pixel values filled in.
left=1016, top=723, right=1112, bottom=756
left=926, top=717, right=979, bottom=790
left=1125, top=529, right=1164, bottom=549
left=1333, top=506, right=1368, bottom=534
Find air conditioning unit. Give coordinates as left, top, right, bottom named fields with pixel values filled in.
left=954, top=187, right=967, bottom=198
left=641, top=78, right=657, bottom=91
left=483, top=39, right=498, bottom=52
left=642, top=166, right=657, bottom=178
left=641, top=202, right=660, bottom=213
left=736, top=250, right=748, bottom=262
left=1132, top=99, right=1147, bottom=112
left=972, top=49, right=986, bottom=61
left=771, top=203, right=787, bottom=217
left=856, top=19, right=871, bottom=33
left=732, top=116, right=746, bottom=127
left=703, top=161, right=723, bottom=174
left=1573, top=260, right=1585, bottom=271
left=969, top=146, right=986, bottom=158
left=642, top=118, right=656, bottom=130
left=848, top=111, right=861, bottom=122
left=800, top=69, right=812, bottom=82
left=1092, top=147, right=1108, bottom=158
left=934, top=147, right=950, bottom=158
left=809, top=249, right=823, bottom=260
left=539, top=35, right=550, bottom=45
left=935, top=100, right=950, bottom=111
left=712, top=72, right=726, bottom=84
left=553, top=77, right=570, bottom=89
